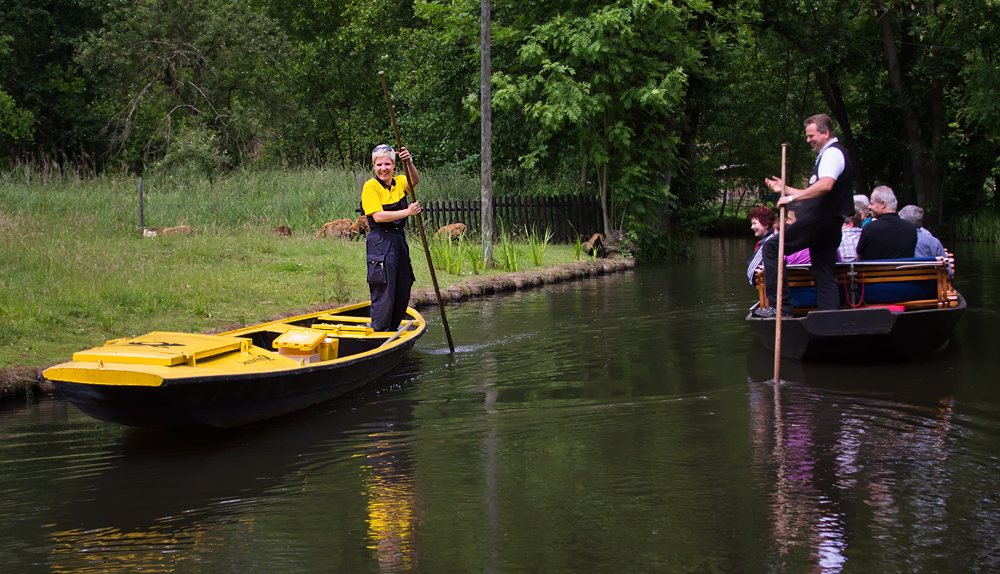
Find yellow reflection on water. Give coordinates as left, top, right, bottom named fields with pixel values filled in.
left=362, top=432, right=422, bottom=573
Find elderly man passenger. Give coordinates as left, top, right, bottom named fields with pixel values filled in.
left=856, top=186, right=918, bottom=260
left=899, top=205, right=945, bottom=259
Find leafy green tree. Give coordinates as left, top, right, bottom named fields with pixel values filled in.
left=0, top=35, right=35, bottom=150
left=754, top=0, right=1000, bottom=225
left=0, top=89, right=34, bottom=148
left=257, top=0, right=442, bottom=167
left=407, top=0, right=565, bottom=173
left=702, top=25, right=829, bottom=197
left=77, top=0, right=294, bottom=169
left=755, top=0, right=886, bottom=198
left=859, top=0, right=1000, bottom=223
left=493, top=0, right=739, bottom=258
left=153, top=123, right=224, bottom=184
left=0, top=0, right=104, bottom=159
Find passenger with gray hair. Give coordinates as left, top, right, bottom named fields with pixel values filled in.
left=856, top=186, right=918, bottom=260
left=854, top=194, right=872, bottom=226
left=899, top=204, right=945, bottom=258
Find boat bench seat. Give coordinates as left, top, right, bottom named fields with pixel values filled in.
left=753, top=253, right=958, bottom=313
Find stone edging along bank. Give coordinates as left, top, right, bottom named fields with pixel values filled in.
left=408, top=257, right=635, bottom=309
left=1, top=258, right=635, bottom=402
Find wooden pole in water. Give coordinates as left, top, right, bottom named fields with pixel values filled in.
left=773, top=144, right=787, bottom=382
left=378, top=71, right=456, bottom=354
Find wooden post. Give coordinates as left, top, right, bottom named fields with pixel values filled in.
left=481, top=0, right=494, bottom=267
left=138, top=178, right=144, bottom=233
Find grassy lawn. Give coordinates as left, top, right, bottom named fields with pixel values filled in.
left=0, top=170, right=583, bottom=369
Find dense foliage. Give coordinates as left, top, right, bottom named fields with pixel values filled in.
left=2, top=0, right=1000, bottom=257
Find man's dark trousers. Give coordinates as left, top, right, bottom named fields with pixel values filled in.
left=762, top=215, right=843, bottom=311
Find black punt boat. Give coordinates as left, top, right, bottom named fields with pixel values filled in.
left=746, top=254, right=965, bottom=361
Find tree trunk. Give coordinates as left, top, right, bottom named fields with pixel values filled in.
left=600, top=163, right=611, bottom=237
left=716, top=186, right=728, bottom=230
left=926, top=76, right=946, bottom=224
left=324, top=103, right=346, bottom=168
left=874, top=0, right=940, bottom=217
left=600, top=111, right=612, bottom=237
left=788, top=73, right=811, bottom=187
left=814, top=67, right=870, bottom=197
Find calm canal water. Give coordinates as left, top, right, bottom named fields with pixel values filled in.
left=2, top=237, right=1000, bottom=573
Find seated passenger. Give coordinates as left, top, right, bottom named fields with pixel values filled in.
left=898, top=204, right=945, bottom=258
left=854, top=198, right=868, bottom=222
left=856, top=186, right=918, bottom=260
left=746, top=205, right=776, bottom=284
left=837, top=207, right=864, bottom=262
left=854, top=194, right=872, bottom=226
left=782, top=208, right=811, bottom=265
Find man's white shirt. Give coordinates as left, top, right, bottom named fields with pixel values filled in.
left=814, top=137, right=845, bottom=182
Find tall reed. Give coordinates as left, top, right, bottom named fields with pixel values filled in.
left=950, top=212, right=1000, bottom=243
left=463, top=240, right=486, bottom=274
left=526, top=226, right=554, bottom=266
left=429, top=236, right=463, bottom=275
left=494, top=220, right=523, bottom=272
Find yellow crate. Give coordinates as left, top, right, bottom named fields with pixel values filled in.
left=320, top=338, right=339, bottom=361
left=273, top=329, right=339, bottom=364
left=273, top=328, right=326, bottom=352
left=278, top=347, right=321, bottom=364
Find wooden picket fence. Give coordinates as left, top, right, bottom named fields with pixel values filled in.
left=420, top=196, right=603, bottom=243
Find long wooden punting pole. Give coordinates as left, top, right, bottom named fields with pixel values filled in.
left=773, top=143, right=788, bottom=382
left=378, top=71, right=455, bottom=353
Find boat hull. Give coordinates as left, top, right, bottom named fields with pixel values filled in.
left=53, top=338, right=417, bottom=429
left=746, top=293, right=965, bottom=361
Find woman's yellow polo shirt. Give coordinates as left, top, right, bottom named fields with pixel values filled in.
left=362, top=175, right=409, bottom=216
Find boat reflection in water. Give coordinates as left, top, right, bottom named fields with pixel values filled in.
left=746, top=342, right=956, bottom=572
left=45, top=367, right=423, bottom=573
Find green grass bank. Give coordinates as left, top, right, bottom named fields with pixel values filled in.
left=0, top=169, right=604, bottom=382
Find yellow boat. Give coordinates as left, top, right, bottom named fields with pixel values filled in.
left=43, top=302, right=426, bottom=429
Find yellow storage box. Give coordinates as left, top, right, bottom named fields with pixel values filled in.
left=272, top=328, right=338, bottom=364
